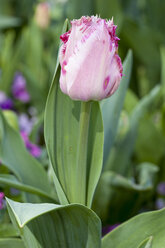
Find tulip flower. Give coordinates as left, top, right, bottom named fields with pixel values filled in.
left=59, top=16, right=123, bottom=101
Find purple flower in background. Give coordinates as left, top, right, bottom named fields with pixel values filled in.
left=19, top=113, right=36, bottom=135
left=0, top=91, right=13, bottom=110
left=0, top=192, right=4, bottom=209
left=21, top=131, right=41, bottom=158
left=12, top=72, right=30, bottom=103
left=155, top=198, right=165, bottom=210
left=10, top=188, right=20, bottom=196
left=157, top=182, right=165, bottom=196
left=102, top=224, right=120, bottom=237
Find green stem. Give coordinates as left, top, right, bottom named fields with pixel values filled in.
left=75, top=101, right=92, bottom=205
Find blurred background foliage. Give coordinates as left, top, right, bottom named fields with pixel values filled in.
left=0, top=0, right=165, bottom=233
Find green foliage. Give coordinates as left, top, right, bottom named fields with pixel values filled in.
left=93, top=163, right=158, bottom=223
left=6, top=198, right=101, bottom=248
left=102, top=208, right=165, bottom=248
left=44, top=20, right=104, bottom=207
left=0, top=110, right=56, bottom=201
left=0, top=239, right=25, bottom=248
left=101, top=50, right=133, bottom=166
left=0, top=1, right=165, bottom=247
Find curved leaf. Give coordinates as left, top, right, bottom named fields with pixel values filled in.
left=93, top=163, right=158, bottom=222
left=0, top=174, right=56, bottom=200
left=6, top=198, right=101, bottom=248
left=106, top=84, right=161, bottom=174
left=102, top=208, right=165, bottom=248
left=137, top=236, right=153, bottom=248
left=0, top=110, right=54, bottom=200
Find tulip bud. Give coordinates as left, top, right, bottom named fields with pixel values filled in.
left=34, top=2, right=50, bottom=29
left=59, top=16, right=123, bottom=101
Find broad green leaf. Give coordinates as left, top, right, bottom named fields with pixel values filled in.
left=0, top=174, right=55, bottom=200
left=0, top=238, right=25, bottom=248
left=137, top=236, right=153, bottom=248
left=0, top=224, right=19, bottom=238
left=106, top=85, right=161, bottom=175
left=101, top=50, right=132, bottom=166
left=0, top=110, right=55, bottom=201
left=6, top=198, right=101, bottom=248
left=93, top=163, right=158, bottom=222
left=44, top=19, right=70, bottom=205
left=101, top=208, right=165, bottom=248
left=44, top=21, right=103, bottom=207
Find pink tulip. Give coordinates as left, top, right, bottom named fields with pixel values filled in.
left=59, top=16, right=123, bottom=101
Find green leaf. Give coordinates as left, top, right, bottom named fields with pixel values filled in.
left=0, top=110, right=55, bottom=201
left=0, top=239, right=25, bottom=248
left=6, top=198, right=101, bottom=248
left=0, top=224, right=19, bottom=238
left=93, top=163, right=158, bottom=222
left=106, top=85, right=161, bottom=175
left=137, top=236, right=153, bottom=248
left=101, top=50, right=133, bottom=166
left=44, top=19, right=70, bottom=205
left=101, top=208, right=165, bottom=248
left=0, top=174, right=55, bottom=200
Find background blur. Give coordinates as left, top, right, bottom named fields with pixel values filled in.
left=1, top=0, right=165, bottom=229
left=0, top=0, right=165, bottom=98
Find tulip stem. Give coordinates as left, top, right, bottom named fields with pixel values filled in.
left=76, top=101, right=92, bottom=205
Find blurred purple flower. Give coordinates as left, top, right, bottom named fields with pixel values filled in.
left=157, top=182, right=165, bottom=196
left=102, top=224, right=120, bottom=236
left=0, top=192, right=4, bottom=209
left=155, top=198, right=165, bottom=210
left=19, top=113, right=36, bottom=135
left=0, top=91, right=13, bottom=110
left=10, top=188, right=20, bottom=196
left=12, top=73, right=30, bottom=102
left=21, top=131, right=41, bottom=157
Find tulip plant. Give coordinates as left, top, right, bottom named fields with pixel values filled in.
left=0, top=16, right=165, bottom=248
